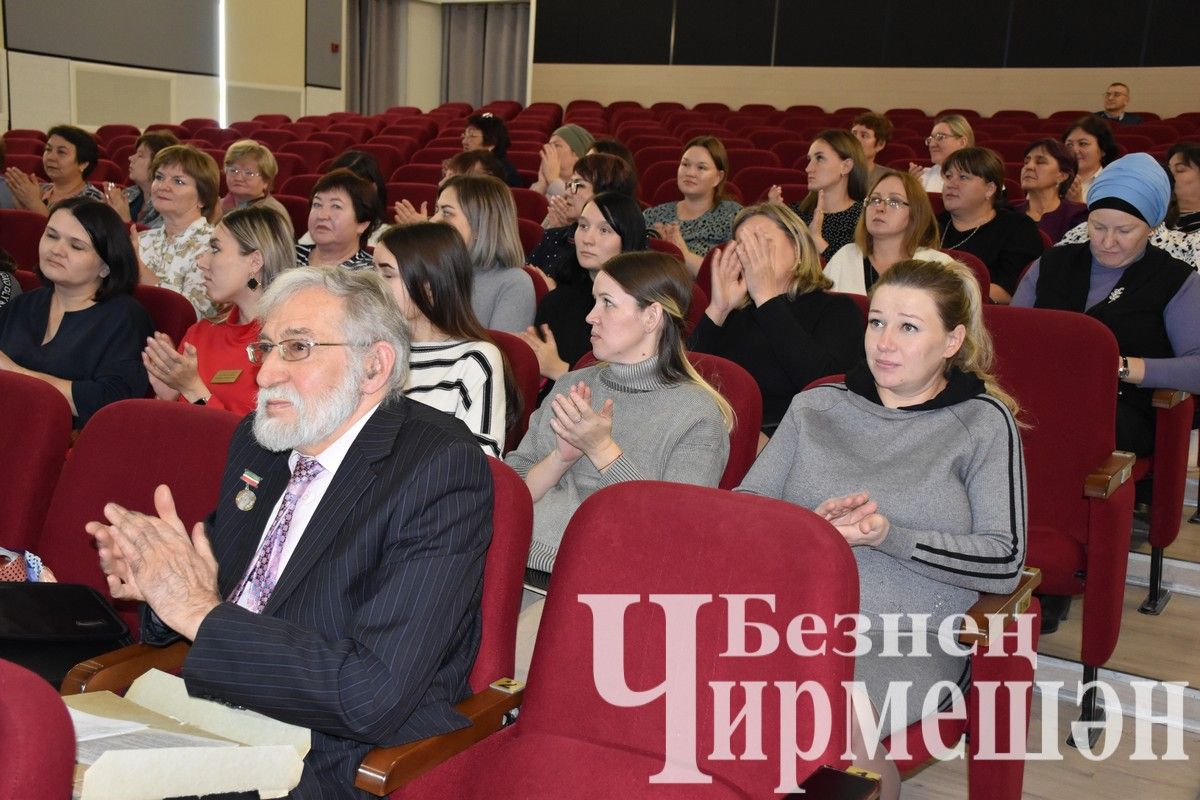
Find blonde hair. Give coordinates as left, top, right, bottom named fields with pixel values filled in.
left=935, top=114, right=976, bottom=147
left=439, top=175, right=525, bottom=270
left=209, top=205, right=296, bottom=323
left=732, top=203, right=831, bottom=299
left=603, top=251, right=735, bottom=431
left=871, top=259, right=1021, bottom=419
left=223, top=139, right=279, bottom=188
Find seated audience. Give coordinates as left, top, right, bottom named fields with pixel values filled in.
left=1056, top=219, right=1200, bottom=268
left=0, top=198, right=151, bottom=426
left=296, top=168, right=378, bottom=270
left=218, top=139, right=288, bottom=220
left=936, top=147, right=1044, bottom=303
left=1166, top=142, right=1200, bottom=234
left=143, top=205, right=295, bottom=415
left=522, top=192, right=647, bottom=380
left=530, top=124, right=594, bottom=198
left=299, top=149, right=385, bottom=246
left=737, top=257, right=1026, bottom=800
left=507, top=250, right=732, bottom=582
left=1012, top=153, right=1200, bottom=456
left=392, top=150, right=507, bottom=226
left=851, top=112, right=894, bottom=184
left=1095, top=82, right=1143, bottom=125
left=88, top=266, right=491, bottom=799
left=825, top=170, right=953, bottom=294
left=771, top=129, right=868, bottom=261
left=1062, top=116, right=1119, bottom=204
left=4, top=125, right=104, bottom=216
left=528, top=153, right=639, bottom=285
left=136, top=144, right=220, bottom=318
left=1012, top=138, right=1088, bottom=242
left=102, top=130, right=179, bottom=229
left=691, top=202, right=864, bottom=436
left=431, top=174, right=534, bottom=333
left=462, top=112, right=525, bottom=188
left=587, top=138, right=636, bottom=172
left=374, top=222, right=513, bottom=456
left=644, top=136, right=743, bottom=276
left=908, top=114, right=974, bottom=193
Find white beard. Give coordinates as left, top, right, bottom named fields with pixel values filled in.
left=252, top=368, right=363, bottom=453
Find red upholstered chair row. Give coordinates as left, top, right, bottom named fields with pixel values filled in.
left=0, top=659, right=75, bottom=799
left=0, top=373, right=73, bottom=552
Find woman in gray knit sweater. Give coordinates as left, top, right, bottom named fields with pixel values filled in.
left=506, top=251, right=733, bottom=578
left=738, top=258, right=1027, bottom=800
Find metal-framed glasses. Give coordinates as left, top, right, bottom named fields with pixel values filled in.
left=925, top=133, right=961, bottom=145
left=566, top=179, right=590, bottom=195
left=865, top=194, right=911, bottom=210
left=246, top=339, right=362, bottom=364
left=225, top=166, right=261, bottom=178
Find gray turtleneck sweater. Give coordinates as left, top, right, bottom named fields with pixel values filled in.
left=505, top=357, right=730, bottom=572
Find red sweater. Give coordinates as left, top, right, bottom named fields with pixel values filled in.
left=176, top=307, right=261, bottom=416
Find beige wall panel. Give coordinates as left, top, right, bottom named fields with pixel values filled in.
left=228, top=84, right=306, bottom=122
left=225, top=0, right=306, bottom=87
left=9, top=53, right=72, bottom=131
left=306, top=86, right=345, bottom=115
left=74, top=67, right=173, bottom=129
left=531, top=64, right=1200, bottom=118
left=405, top=0, right=443, bottom=112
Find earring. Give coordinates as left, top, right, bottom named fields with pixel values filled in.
left=247, top=277, right=260, bottom=290
left=99, top=266, right=110, bottom=278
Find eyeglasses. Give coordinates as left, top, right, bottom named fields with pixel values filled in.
left=246, top=339, right=363, bottom=364
left=866, top=194, right=910, bottom=210
left=225, top=166, right=261, bottom=178
left=566, top=179, right=590, bottom=195
left=925, top=133, right=962, bottom=145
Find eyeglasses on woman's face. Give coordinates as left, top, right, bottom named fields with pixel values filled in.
left=925, top=133, right=962, bottom=146
left=866, top=194, right=910, bottom=210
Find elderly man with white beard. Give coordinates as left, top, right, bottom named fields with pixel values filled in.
left=87, top=266, right=493, bottom=799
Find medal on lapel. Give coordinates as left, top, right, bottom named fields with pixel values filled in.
left=236, top=469, right=261, bottom=511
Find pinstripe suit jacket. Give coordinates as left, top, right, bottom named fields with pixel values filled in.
left=165, top=398, right=491, bottom=799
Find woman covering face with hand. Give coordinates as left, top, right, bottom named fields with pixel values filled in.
left=690, top=202, right=864, bottom=435
left=142, top=205, right=295, bottom=415
left=737, top=258, right=1027, bottom=800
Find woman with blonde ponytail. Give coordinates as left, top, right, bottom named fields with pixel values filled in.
left=506, top=250, right=731, bottom=583
left=737, top=257, right=1027, bottom=800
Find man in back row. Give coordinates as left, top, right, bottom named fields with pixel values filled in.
left=1095, top=81, right=1144, bottom=125
left=88, top=267, right=493, bottom=799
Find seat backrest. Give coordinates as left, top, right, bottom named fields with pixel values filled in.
left=0, top=209, right=48, bottom=269
left=939, top=248, right=992, bottom=300
left=983, top=306, right=1117, bottom=541
left=510, top=188, right=549, bottom=223
left=0, top=659, right=75, bottom=800
left=521, top=265, right=549, bottom=306
left=3, top=153, right=47, bottom=180
left=726, top=148, right=782, bottom=177
left=274, top=194, right=311, bottom=238
left=391, top=163, right=444, bottom=185
left=734, top=166, right=806, bottom=203
left=469, top=459, right=533, bottom=691
left=385, top=181, right=438, bottom=212
left=132, top=284, right=199, bottom=343
left=278, top=173, right=324, bottom=199
left=517, top=218, right=544, bottom=260
left=34, top=400, right=241, bottom=636
left=488, top=329, right=540, bottom=453
left=0, top=373, right=72, bottom=552
left=521, top=482, right=858, bottom=794
left=688, top=353, right=762, bottom=489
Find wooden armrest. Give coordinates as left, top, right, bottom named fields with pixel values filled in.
left=1152, top=388, right=1190, bottom=409
left=958, top=567, right=1042, bottom=647
left=1083, top=450, right=1136, bottom=499
left=60, top=641, right=190, bottom=696
left=355, top=680, right=525, bottom=796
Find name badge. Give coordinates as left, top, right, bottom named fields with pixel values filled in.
left=211, top=369, right=242, bottom=384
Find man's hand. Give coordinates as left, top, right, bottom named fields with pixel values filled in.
left=89, top=484, right=222, bottom=640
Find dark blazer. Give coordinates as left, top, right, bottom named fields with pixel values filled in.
left=164, top=398, right=492, bottom=799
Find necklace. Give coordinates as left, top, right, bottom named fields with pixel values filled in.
left=941, top=222, right=982, bottom=250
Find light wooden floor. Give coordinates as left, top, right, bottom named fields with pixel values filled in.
left=902, top=695, right=1200, bottom=799
left=1038, top=584, right=1200, bottom=685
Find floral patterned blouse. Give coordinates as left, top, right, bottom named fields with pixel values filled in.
left=139, top=217, right=215, bottom=318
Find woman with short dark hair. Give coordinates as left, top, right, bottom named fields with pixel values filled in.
left=4, top=125, right=104, bottom=216
left=1062, top=116, right=1120, bottom=204
left=296, top=168, right=380, bottom=270
left=102, top=129, right=179, bottom=228
left=463, top=112, right=525, bottom=188
left=0, top=198, right=151, bottom=426
left=1013, top=138, right=1088, bottom=242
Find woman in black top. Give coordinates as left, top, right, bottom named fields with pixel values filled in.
left=936, top=147, right=1044, bottom=303
left=770, top=129, right=868, bottom=262
left=690, top=202, right=865, bottom=437
left=462, top=113, right=525, bottom=188
left=0, top=198, right=151, bottom=426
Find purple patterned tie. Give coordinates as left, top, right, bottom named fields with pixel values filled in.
left=231, top=455, right=324, bottom=613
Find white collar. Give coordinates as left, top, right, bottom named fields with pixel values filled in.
left=288, top=401, right=383, bottom=477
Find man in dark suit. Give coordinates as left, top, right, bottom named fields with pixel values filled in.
left=88, top=267, right=492, bottom=798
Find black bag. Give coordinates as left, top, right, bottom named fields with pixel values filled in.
left=0, top=582, right=131, bottom=687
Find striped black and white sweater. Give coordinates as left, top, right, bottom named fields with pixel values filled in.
left=404, top=340, right=506, bottom=457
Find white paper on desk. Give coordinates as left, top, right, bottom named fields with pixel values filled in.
left=80, top=745, right=300, bottom=800
left=67, top=708, right=147, bottom=742
left=76, top=728, right=237, bottom=765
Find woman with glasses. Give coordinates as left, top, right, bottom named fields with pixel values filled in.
left=527, top=154, right=639, bottom=287
left=1012, top=139, right=1088, bottom=242
left=218, top=140, right=288, bottom=221
left=690, top=202, right=864, bottom=438
left=644, top=136, right=743, bottom=276
left=908, top=114, right=974, bottom=193
left=462, top=113, right=525, bottom=188
left=142, top=205, right=295, bottom=415
left=936, top=147, right=1045, bottom=304
left=769, top=129, right=868, bottom=261
left=135, top=144, right=220, bottom=318
left=825, top=170, right=953, bottom=295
